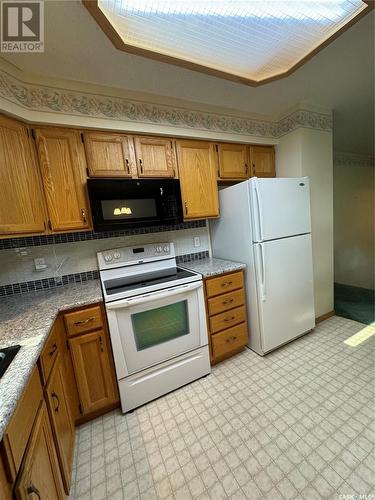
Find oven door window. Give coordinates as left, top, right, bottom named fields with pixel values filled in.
left=131, top=300, right=189, bottom=351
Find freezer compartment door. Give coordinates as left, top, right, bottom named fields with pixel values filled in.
left=250, top=177, right=311, bottom=242
left=254, top=234, right=315, bottom=353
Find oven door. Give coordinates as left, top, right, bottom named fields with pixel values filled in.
left=106, top=281, right=207, bottom=376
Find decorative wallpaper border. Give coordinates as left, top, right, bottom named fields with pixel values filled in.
left=0, top=250, right=209, bottom=296
left=334, top=152, right=374, bottom=168
left=0, top=68, right=332, bottom=138
left=0, top=220, right=207, bottom=251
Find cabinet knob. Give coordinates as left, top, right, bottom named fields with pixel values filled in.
left=27, top=484, right=41, bottom=499
left=81, top=208, right=87, bottom=223
left=48, top=343, right=58, bottom=357
left=51, top=392, right=60, bottom=412
left=184, top=202, right=188, bottom=216
left=139, top=158, right=143, bottom=173
left=125, top=158, right=130, bottom=174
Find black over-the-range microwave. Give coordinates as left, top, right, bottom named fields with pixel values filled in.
left=87, top=178, right=184, bottom=232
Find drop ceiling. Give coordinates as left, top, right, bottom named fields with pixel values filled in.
left=87, top=0, right=371, bottom=85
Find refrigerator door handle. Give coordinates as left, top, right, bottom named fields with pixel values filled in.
left=259, top=243, right=266, bottom=302
left=254, top=179, right=264, bottom=242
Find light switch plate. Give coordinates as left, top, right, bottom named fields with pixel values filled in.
left=193, top=236, right=201, bottom=247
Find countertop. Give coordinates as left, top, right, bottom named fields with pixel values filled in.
left=0, top=280, right=102, bottom=440
left=181, top=257, right=246, bottom=278
left=0, top=257, right=245, bottom=440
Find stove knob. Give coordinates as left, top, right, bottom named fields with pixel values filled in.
left=104, top=254, right=113, bottom=262
left=113, top=251, right=121, bottom=259
left=156, top=246, right=162, bottom=253
left=163, top=245, right=169, bottom=252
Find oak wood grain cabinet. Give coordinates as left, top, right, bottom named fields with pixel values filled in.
left=1, top=368, right=44, bottom=481
left=34, top=127, right=92, bottom=232
left=249, top=145, right=276, bottom=178
left=216, top=143, right=249, bottom=180
left=176, top=140, right=219, bottom=219
left=0, top=454, right=11, bottom=500
left=68, top=329, right=118, bottom=415
left=134, top=136, right=177, bottom=178
left=205, top=270, right=249, bottom=364
left=83, top=131, right=135, bottom=177
left=44, top=355, right=75, bottom=493
left=14, top=402, right=65, bottom=500
left=0, top=115, right=47, bottom=236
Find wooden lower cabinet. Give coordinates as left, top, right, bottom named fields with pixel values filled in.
left=45, top=355, right=75, bottom=493
left=69, top=329, right=118, bottom=415
left=15, top=402, right=64, bottom=500
left=0, top=455, right=12, bottom=500
left=205, top=270, right=249, bottom=364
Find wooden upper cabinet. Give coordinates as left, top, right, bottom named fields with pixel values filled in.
left=217, top=143, right=249, bottom=179
left=69, top=329, right=118, bottom=415
left=45, top=355, right=75, bottom=493
left=249, top=145, right=276, bottom=178
left=83, top=131, right=135, bottom=177
left=134, top=136, right=176, bottom=177
left=15, top=402, right=65, bottom=500
left=0, top=115, right=46, bottom=236
left=34, top=128, right=91, bottom=232
left=176, top=140, right=219, bottom=219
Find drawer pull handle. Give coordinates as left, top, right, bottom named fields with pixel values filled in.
left=27, top=484, right=41, bottom=499
left=224, top=316, right=235, bottom=322
left=99, top=335, right=104, bottom=352
left=221, top=281, right=233, bottom=287
left=48, top=343, right=58, bottom=356
left=225, top=335, right=238, bottom=343
left=51, top=392, right=60, bottom=412
left=74, top=317, right=95, bottom=326
left=222, top=299, right=234, bottom=305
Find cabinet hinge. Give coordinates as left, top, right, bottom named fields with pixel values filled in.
left=78, top=403, right=83, bottom=415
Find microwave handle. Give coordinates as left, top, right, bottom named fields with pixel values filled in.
left=106, top=282, right=202, bottom=310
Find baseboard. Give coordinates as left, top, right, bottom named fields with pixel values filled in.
left=315, top=310, right=335, bottom=324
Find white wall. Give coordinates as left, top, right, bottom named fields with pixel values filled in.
left=276, top=128, right=334, bottom=318
left=334, top=155, right=374, bottom=290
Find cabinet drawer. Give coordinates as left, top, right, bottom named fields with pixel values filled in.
left=205, top=271, right=244, bottom=298
left=64, top=305, right=102, bottom=337
left=2, top=367, right=43, bottom=479
left=207, top=289, right=245, bottom=316
left=39, top=321, right=61, bottom=384
left=209, top=305, right=246, bottom=334
left=211, top=323, right=248, bottom=360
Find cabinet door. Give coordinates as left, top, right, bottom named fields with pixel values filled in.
left=45, top=355, right=75, bottom=493
left=83, top=132, right=135, bottom=177
left=0, top=455, right=11, bottom=500
left=35, top=128, right=91, bottom=232
left=176, top=140, right=219, bottom=219
left=217, top=143, right=249, bottom=179
left=134, top=136, right=176, bottom=177
left=15, top=402, right=65, bottom=500
left=249, top=145, right=276, bottom=178
left=0, top=115, right=46, bottom=236
left=69, top=329, right=118, bottom=414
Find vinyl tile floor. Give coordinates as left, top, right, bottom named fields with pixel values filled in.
left=69, top=316, right=375, bottom=500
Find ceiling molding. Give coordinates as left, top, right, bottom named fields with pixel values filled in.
left=0, top=68, right=332, bottom=138
left=83, top=0, right=373, bottom=87
left=334, top=151, right=374, bottom=167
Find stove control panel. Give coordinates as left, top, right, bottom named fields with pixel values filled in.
left=98, top=242, right=175, bottom=268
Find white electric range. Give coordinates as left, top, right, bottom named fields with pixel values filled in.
left=98, top=242, right=211, bottom=412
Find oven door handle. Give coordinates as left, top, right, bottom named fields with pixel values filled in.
left=106, top=282, right=202, bottom=310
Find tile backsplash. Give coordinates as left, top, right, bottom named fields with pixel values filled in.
left=0, top=222, right=210, bottom=295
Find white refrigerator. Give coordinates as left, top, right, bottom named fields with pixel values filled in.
left=210, top=177, right=315, bottom=355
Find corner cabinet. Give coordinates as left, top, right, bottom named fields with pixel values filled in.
left=249, top=145, right=276, bottom=178
left=15, top=402, right=65, bottom=500
left=176, top=140, right=219, bottom=219
left=134, top=136, right=177, bottom=178
left=216, top=143, right=249, bottom=180
left=0, top=115, right=47, bottom=236
left=34, top=128, right=92, bottom=232
left=82, top=131, right=135, bottom=177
